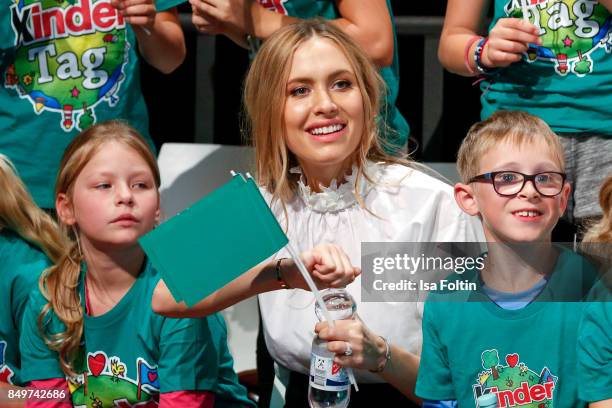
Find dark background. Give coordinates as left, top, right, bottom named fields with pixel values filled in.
left=140, top=1, right=483, bottom=162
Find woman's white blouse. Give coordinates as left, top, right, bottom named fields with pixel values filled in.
left=258, top=162, right=484, bottom=382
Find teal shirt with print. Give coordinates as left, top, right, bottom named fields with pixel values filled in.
left=0, top=229, right=50, bottom=386
left=577, top=278, right=612, bottom=403
left=482, top=0, right=612, bottom=135
left=256, top=0, right=409, bottom=148
left=416, top=248, right=597, bottom=408
left=19, top=260, right=220, bottom=406
left=0, top=0, right=181, bottom=208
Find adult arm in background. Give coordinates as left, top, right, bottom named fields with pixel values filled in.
left=315, top=316, right=421, bottom=404
left=190, top=0, right=394, bottom=67
left=152, top=244, right=360, bottom=318
left=590, top=400, right=612, bottom=408
left=111, top=0, right=186, bottom=73
left=438, top=0, right=541, bottom=76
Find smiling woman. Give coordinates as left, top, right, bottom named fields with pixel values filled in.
left=239, top=20, right=484, bottom=406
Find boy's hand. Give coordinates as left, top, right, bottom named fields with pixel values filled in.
left=482, top=18, right=542, bottom=68
left=112, top=0, right=157, bottom=31
left=283, top=244, right=361, bottom=290
left=315, top=315, right=387, bottom=371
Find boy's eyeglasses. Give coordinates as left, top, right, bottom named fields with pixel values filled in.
left=469, top=171, right=567, bottom=197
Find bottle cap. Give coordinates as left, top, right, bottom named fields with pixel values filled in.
left=477, top=393, right=498, bottom=407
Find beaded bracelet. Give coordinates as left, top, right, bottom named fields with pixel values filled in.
left=474, top=37, right=497, bottom=75
left=464, top=35, right=483, bottom=75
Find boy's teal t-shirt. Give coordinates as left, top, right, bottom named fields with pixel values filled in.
left=0, top=0, right=183, bottom=208
left=255, top=0, right=410, bottom=148
left=416, top=248, right=596, bottom=407
left=483, top=0, right=612, bottom=135
left=19, top=260, right=220, bottom=406
left=0, top=229, right=50, bottom=386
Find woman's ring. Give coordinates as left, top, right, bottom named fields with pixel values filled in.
left=344, top=342, right=353, bottom=356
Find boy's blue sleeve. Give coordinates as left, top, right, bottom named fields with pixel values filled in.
left=19, top=290, right=65, bottom=382
left=422, top=400, right=458, bottom=408
left=577, top=300, right=612, bottom=402
left=158, top=315, right=219, bottom=392
left=415, top=301, right=456, bottom=400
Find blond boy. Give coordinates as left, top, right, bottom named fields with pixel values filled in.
left=416, top=111, right=594, bottom=408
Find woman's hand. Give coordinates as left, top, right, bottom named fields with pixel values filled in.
left=281, top=244, right=361, bottom=290
left=481, top=18, right=542, bottom=68
left=315, top=315, right=386, bottom=371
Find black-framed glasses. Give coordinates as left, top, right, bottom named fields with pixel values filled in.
left=469, top=171, right=567, bottom=197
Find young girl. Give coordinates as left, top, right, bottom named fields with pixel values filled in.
left=20, top=120, right=356, bottom=407
left=0, top=154, right=65, bottom=389
left=438, top=0, right=612, bottom=228
left=578, top=175, right=612, bottom=407
left=154, top=20, right=484, bottom=406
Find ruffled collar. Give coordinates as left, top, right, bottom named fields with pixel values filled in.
left=291, top=161, right=379, bottom=213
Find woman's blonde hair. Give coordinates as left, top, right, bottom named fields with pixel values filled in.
left=243, top=19, right=409, bottom=214
left=40, top=120, right=160, bottom=376
left=0, top=154, right=65, bottom=262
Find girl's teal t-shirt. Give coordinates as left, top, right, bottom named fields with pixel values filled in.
left=483, top=0, right=612, bottom=135
left=0, top=229, right=50, bottom=386
left=19, top=260, right=228, bottom=406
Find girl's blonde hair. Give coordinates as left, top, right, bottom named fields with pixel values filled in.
left=40, top=120, right=160, bottom=376
left=0, top=154, right=65, bottom=262
left=583, top=176, right=612, bottom=244
left=243, top=19, right=409, bottom=213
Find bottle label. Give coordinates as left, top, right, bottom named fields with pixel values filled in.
left=309, top=352, right=350, bottom=391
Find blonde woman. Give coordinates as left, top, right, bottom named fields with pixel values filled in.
left=155, top=20, right=484, bottom=406
left=0, top=154, right=65, bottom=393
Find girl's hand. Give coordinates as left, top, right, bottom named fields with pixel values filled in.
left=315, top=315, right=387, bottom=371
left=191, top=4, right=224, bottom=35
left=482, top=18, right=542, bottom=68
left=112, top=0, right=156, bottom=31
left=282, top=244, right=361, bottom=290
left=189, top=0, right=251, bottom=36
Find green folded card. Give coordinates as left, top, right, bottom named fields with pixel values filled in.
left=139, top=173, right=288, bottom=307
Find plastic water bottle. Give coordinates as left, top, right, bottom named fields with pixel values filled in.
left=308, top=288, right=356, bottom=408
left=477, top=393, right=499, bottom=408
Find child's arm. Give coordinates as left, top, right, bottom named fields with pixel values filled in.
left=110, top=0, right=186, bottom=73
left=439, top=0, right=541, bottom=76
left=152, top=244, right=360, bottom=318
left=191, top=0, right=394, bottom=67
left=590, top=401, right=612, bottom=408
left=315, top=317, right=421, bottom=402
